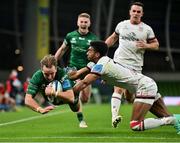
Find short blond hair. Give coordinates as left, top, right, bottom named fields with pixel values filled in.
left=78, top=13, right=91, bottom=19
left=40, top=54, right=57, bottom=69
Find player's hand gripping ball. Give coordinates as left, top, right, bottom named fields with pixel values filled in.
left=47, top=80, right=62, bottom=102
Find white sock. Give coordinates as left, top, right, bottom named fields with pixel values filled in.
left=144, top=116, right=175, bottom=130
left=111, top=92, right=122, bottom=119
left=144, top=118, right=164, bottom=130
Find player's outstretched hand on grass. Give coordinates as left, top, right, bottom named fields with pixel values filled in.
left=37, top=105, right=55, bottom=114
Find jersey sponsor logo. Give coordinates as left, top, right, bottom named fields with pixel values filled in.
left=79, top=37, right=85, bottom=40
left=121, top=32, right=139, bottom=41
left=71, top=38, right=77, bottom=44
left=91, top=64, right=103, bottom=73
left=87, top=40, right=91, bottom=44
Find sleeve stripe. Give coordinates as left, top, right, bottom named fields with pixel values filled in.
left=90, top=72, right=101, bottom=76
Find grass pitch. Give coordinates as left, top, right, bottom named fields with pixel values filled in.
left=0, top=103, right=180, bottom=142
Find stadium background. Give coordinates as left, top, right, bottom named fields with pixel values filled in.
left=0, top=0, right=180, bottom=100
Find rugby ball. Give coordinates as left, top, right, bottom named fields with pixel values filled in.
left=47, top=80, right=62, bottom=102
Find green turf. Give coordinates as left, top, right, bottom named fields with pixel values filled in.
left=0, top=104, right=180, bottom=142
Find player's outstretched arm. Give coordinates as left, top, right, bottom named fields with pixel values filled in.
left=105, top=32, right=119, bottom=48
left=73, top=73, right=100, bottom=93
left=68, top=67, right=90, bottom=80
left=55, top=42, right=68, bottom=61
left=25, top=94, right=54, bottom=114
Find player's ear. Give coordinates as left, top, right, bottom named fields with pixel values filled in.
left=95, top=52, right=100, bottom=58
left=88, top=20, right=91, bottom=27
left=142, top=11, right=144, bottom=17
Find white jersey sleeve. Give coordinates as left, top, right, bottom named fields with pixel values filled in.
left=86, top=62, right=95, bottom=70
left=91, top=57, right=109, bottom=75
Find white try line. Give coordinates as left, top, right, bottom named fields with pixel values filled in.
left=0, top=110, right=70, bottom=127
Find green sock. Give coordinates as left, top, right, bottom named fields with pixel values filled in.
left=77, top=112, right=83, bottom=122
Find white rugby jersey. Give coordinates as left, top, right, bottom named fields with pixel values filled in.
left=114, top=20, right=156, bottom=71
left=90, top=56, right=139, bottom=93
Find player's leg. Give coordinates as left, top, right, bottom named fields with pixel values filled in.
left=124, top=89, right=135, bottom=103
left=79, top=84, right=91, bottom=103
left=111, top=86, right=123, bottom=128
left=130, top=76, right=177, bottom=131
left=150, top=94, right=172, bottom=117
left=68, top=95, right=80, bottom=112
left=150, top=95, right=180, bottom=134
left=77, top=85, right=91, bottom=128
left=130, top=100, right=174, bottom=131
left=130, top=85, right=176, bottom=131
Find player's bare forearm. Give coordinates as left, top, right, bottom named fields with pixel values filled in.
left=105, top=32, right=118, bottom=48
left=73, top=80, right=90, bottom=93
left=55, top=43, right=68, bottom=60
left=73, top=73, right=100, bottom=93
left=25, top=94, right=40, bottom=111
left=68, top=67, right=89, bottom=80
left=136, top=39, right=159, bottom=50
left=25, top=94, right=54, bottom=114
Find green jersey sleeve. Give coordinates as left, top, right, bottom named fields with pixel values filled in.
left=26, top=70, right=45, bottom=98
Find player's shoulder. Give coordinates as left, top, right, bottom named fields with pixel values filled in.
left=97, top=56, right=111, bottom=65
left=87, top=32, right=98, bottom=40
left=30, top=70, right=44, bottom=83
left=87, top=62, right=95, bottom=69
left=56, top=67, right=67, bottom=78
left=88, top=31, right=97, bottom=36
left=140, top=22, right=153, bottom=30
left=116, top=20, right=130, bottom=29
left=118, top=20, right=129, bottom=25
left=91, top=57, right=110, bottom=74
left=32, top=70, right=43, bottom=78
left=66, top=30, right=79, bottom=37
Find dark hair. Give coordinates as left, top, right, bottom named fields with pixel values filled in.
left=90, top=41, right=108, bottom=56
left=130, top=1, right=144, bottom=9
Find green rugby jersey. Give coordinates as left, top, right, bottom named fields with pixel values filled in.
left=64, top=30, right=98, bottom=69
left=26, top=67, right=74, bottom=99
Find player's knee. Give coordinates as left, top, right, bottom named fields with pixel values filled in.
left=69, top=102, right=80, bottom=112
left=114, top=87, right=124, bottom=93
left=130, top=120, right=144, bottom=131
left=125, top=91, right=135, bottom=103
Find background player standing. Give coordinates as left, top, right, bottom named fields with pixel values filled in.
left=55, top=13, right=98, bottom=128
left=105, top=1, right=159, bottom=128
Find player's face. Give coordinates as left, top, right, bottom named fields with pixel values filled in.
left=87, top=47, right=96, bottom=62
left=77, top=17, right=91, bottom=34
left=129, top=5, right=143, bottom=24
left=42, top=65, right=57, bottom=82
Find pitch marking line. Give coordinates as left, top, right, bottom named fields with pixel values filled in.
left=0, top=110, right=70, bottom=127
left=0, top=136, right=179, bottom=141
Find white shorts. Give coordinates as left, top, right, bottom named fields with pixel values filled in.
left=134, top=75, right=159, bottom=105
